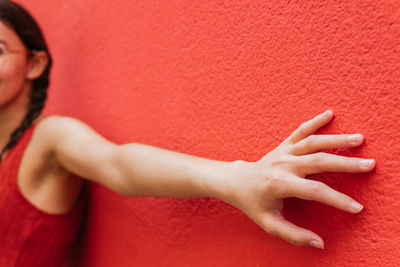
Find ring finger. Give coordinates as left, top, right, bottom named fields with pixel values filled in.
left=293, top=152, right=375, bottom=177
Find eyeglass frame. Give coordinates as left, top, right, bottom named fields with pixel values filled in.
left=0, top=43, right=39, bottom=57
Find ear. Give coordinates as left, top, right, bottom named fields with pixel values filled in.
left=25, top=51, right=49, bottom=80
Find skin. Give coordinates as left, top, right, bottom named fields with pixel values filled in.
left=0, top=21, right=375, bottom=250
left=0, top=22, right=46, bottom=147
left=0, top=21, right=84, bottom=214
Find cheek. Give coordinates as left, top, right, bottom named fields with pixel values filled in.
left=0, top=59, right=28, bottom=103
left=0, top=57, right=27, bottom=80
left=0, top=60, right=27, bottom=84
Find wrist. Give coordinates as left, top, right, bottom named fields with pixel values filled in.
left=212, top=160, right=247, bottom=205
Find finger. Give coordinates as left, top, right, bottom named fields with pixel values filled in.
left=284, top=110, right=333, bottom=145
left=291, top=134, right=364, bottom=156
left=293, top=152, right=375, bottom=176
left=259, top=212, right=324, bottom=248
left=284, top=177, right=364, bottom=214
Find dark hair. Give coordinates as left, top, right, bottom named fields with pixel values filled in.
left=0, top=0, right=52, bottom=163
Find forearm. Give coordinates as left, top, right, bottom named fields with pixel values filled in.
left=114, top=143, right=234, bottom=199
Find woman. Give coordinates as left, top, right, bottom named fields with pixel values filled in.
left=0, top=0, right=375, bottom=265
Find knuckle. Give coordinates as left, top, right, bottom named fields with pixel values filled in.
left=290, top=238, right=304, bottom=246
left=297, top=123, right=308, bottom=133
left=306, top=135, right=317, bottom=145
left=266, top=176, right=290, bottom=197
left=311, top=152, right=324, bottom=163
left=285, top=234, right=305, bottom=246
left=297, top=135, right=314, bottom=149
left=272, top=155, right=293, bottom=167
left=299, top=122, right=308, bottom=129
left=271, top=157, right=284, bottom=167
left=310, top=181, right=326, bottom=195
left=266, top=177, right=283, bottom=192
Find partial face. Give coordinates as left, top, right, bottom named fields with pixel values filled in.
left=0, top=21, right=31, bottom=108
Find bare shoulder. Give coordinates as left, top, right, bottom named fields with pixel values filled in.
left=34, top=115, right=114, bottom=153
left=28, top=115, right=92, bottom=175
left=33, top=115, right=121, bottom=191
left=32, top=115, right=90, bottom=160
left=34, top=115, right=95, bottom=141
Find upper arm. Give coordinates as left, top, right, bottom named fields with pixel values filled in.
left=38, top=116, right=123, bottom=194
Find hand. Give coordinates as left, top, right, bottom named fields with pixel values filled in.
left=221, top=110, right=375, bottom=249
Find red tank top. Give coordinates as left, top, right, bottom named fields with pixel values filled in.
left=0, top=119, right=88, bottom=266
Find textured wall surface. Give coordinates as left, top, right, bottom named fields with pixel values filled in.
left=16, top=0, right=400, bottom=266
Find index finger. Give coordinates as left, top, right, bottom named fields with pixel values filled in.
left=284, top=110, right=333, bottom=145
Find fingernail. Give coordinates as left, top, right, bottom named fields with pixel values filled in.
left=360, top=159, right=374, bottom=168
left=348, top=134, right=363, bottom=144
left=350, top=201, right=364, bottom=212
left=309, top=240, right=324, bottom=249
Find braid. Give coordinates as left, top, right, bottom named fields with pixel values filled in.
left=0, top=0, right=53, bottom=165
left=0, top=79, right=48, bottom=164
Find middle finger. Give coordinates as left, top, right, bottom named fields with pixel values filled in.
left=290, top=134, right=364, bottom=156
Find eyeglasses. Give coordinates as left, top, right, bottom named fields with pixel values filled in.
left=0, top=43, right=38, bottom=58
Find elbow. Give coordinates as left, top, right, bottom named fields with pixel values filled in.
left=109, top=166, right=130, bottom=197
left=109, top=144, right=131, bottom=197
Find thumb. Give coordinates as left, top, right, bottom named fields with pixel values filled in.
left=258, top=212, right=325, bottom=249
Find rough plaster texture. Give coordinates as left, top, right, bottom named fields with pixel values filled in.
left=16, top=0, right=400, bottom=266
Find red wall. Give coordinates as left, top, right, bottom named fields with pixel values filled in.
left=16, top=0, right=400, bottom=266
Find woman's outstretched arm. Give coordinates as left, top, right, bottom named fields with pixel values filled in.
left=39, top=110, right=375, bottom=249
left=38, top=116, right=232, bottom=200
left=112, top=143, right=232, bottom=199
